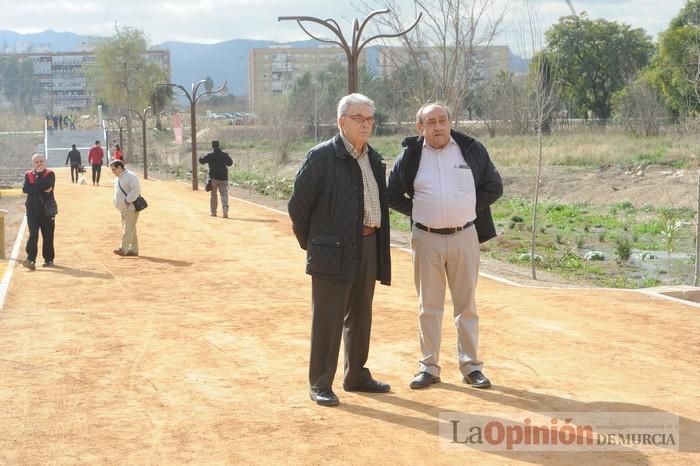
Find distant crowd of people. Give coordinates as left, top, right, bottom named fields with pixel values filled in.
left=46, top=113, right=76, bottom=132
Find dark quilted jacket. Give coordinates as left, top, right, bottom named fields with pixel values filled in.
left=288, top=134, right=391, bottom=286
left=387, top=130, right=503, bottom=243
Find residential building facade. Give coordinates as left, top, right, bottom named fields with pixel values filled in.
left=376, top=45, right=512, bottom=83
left=0, top=49, right=170, bottom=113
left=248, top=45, right=367, bottom=114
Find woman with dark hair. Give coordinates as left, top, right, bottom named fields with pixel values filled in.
left=113, top=144, right=124, bottom=162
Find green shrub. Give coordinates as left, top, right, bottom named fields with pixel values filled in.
left=614, top=237, right=633, bottom=262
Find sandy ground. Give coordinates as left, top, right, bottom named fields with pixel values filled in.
left=0, top=168, right=698, bottom=465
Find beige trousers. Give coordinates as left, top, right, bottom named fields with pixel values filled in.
left=120, top=206, right=139, bottom=254
left=411, top=225, right=482, bottom=377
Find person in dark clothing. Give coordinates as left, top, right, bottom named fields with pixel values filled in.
left=288, top=93, right=392, bottom=407
left=198, top=140, right=233, bottom=217
left=65, top=144, right=82, bottom=183
left=22, top=154, right=56, bottom=270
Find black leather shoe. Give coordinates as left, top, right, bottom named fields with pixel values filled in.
left=310, top=389, right=339, bottom=406
left=464, top=370, right=491, bottom=389
left=343, top=379, right=391, bottom=393
left=409, top=371, right=441, bottom=389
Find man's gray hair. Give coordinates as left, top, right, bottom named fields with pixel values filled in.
left=416, top=101, right=452, bottom=123
left=337, top=93, right=375, bottom=118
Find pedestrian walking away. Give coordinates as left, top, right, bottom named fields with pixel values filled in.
left=88, top=140, right=104, bottom=186
left=22, top=154, right=57, bottom=270
left=65, top=144, right=82, bottom=184
left=198, top=140, right=233, bottom=218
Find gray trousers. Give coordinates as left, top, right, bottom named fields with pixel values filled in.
left=309, top=233, right=377, bottom=391
left=209, top=178, right=229, bottom=216
left=411, top=225, right=482, bottom=377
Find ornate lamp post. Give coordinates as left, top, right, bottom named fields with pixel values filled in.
left=159, top=80, right=227, bottom=190
left=279, top=9, right=421, bottom=93
left=128, top=106, right=151, bottom=180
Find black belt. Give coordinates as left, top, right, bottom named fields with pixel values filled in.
left=414, top=221, right=475, bottom=235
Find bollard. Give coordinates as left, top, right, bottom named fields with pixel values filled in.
left=0, top=209, right=6, bottom=259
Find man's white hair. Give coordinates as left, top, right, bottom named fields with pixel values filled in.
left=31, top=153, right=45, bottom=162
left=337, top=93, right=375, bottom=118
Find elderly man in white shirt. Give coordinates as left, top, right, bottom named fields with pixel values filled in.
left=388, top=102, right=503, bottom=390
left=110, top=160, right=141, bottom=257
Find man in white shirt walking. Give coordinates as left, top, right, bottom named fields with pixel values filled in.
left=388, top=102, right=503, bottom=390
left=110, top=160, right=141, bottom=257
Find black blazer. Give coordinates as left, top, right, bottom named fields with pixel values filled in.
left=288, top=134, right=391, bottom=285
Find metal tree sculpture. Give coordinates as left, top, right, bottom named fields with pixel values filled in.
left=105, top=117, right=126, bottom=150
left=128, top=106, right=151, bottom=180
left=279, top=9, right=421, bottom=93
left=159, top=80, right=227, bottom=190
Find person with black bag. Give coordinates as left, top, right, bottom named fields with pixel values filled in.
left=109, top=160, right=141, bottom=257
left=22, top=154, right=57, bottom=270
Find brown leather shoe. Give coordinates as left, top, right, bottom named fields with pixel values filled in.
left=112, top=248, right=126, bottom=256
left=464, top=370, right=491, bottom=389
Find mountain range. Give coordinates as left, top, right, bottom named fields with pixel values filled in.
left=1, top=29, right=527, bottom=98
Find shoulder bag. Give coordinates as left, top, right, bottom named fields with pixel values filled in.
left=118, top=180, right=148, bottom=212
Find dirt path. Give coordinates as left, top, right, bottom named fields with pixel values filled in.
left=0, top=168, right=698, bottom=465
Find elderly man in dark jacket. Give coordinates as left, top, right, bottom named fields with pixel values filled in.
left=388, top=101, right=502, bottom=391
left=288, top=93, right=392, bottom=407
left=22, top=154, right=57, bottom=270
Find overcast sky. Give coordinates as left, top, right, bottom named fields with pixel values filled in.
left=0, top=0, right=687, bottom=48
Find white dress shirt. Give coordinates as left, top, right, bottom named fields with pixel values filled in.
left=412, top=137, right=476, bottom=229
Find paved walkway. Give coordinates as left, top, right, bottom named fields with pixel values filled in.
left=0, top=168, right=698, bottom=465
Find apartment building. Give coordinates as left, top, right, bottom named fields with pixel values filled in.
left=0, top=49, right=170, bottom=113
left=248, top=45, right=367, bottom=113
left=376, top=45, right=511, bottom=83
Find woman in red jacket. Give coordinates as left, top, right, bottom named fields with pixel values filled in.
left=113, top=144, right=124, bottom=163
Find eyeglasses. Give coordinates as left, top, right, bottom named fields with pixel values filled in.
left=344, top=114, right=375, bottom=126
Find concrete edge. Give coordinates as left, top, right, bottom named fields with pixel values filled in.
left=0, top=216, right=27, bottom=310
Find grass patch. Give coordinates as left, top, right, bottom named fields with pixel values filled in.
left=489, top=194, right=697, bottom=288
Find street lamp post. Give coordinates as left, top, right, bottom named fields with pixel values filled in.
left=279, top=9, right=421, bottom=93
left=128, top=106, right=151, bottom=180
left=158, top=80, right=227, bottom=190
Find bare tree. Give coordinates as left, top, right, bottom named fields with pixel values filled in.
left=361, top=0, right=508, bottom=118
left=516, top=1, right=561, bottom=280
left=685, top=34, right=700, bottom=286
left=474, top=70, right=532, bottom=136
left=613, top=78, right=669, bottom=137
